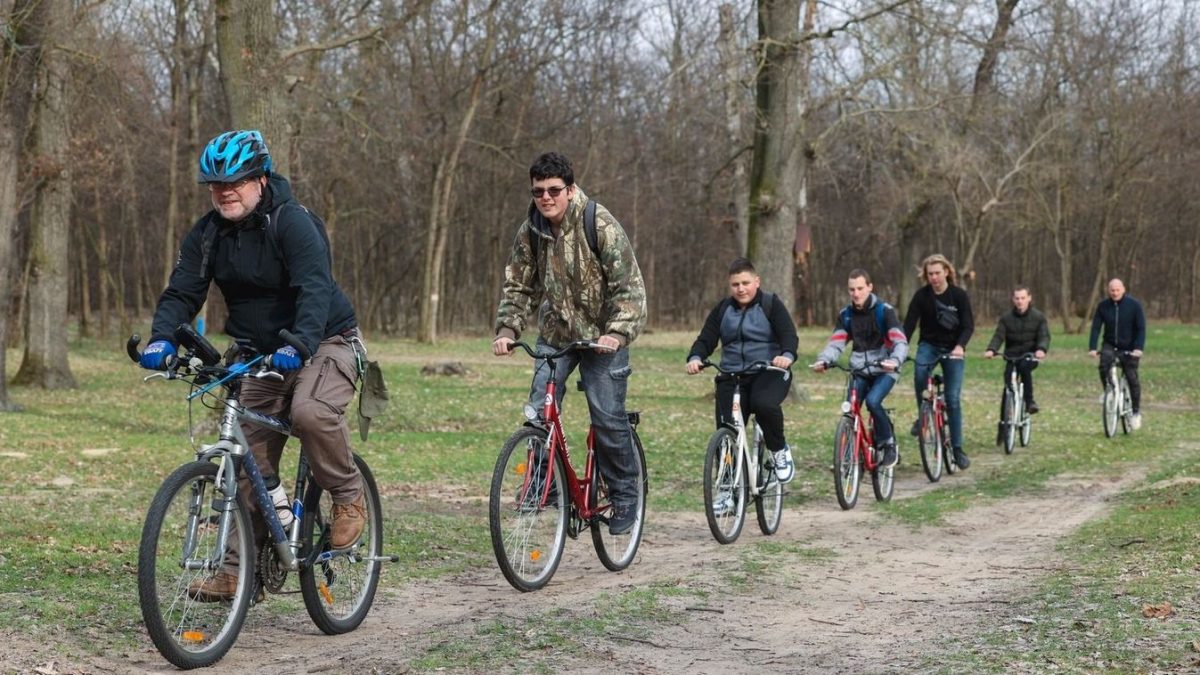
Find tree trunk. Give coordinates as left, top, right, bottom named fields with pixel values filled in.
left=214, top=0, right=288, bottom=175
left=14, top=0, right=76, bottom=389
left=0, top=0, right=51, bottom=408
left=748, top=0, right=803, bottom=304
left=717, top=4, right=749, bottom=253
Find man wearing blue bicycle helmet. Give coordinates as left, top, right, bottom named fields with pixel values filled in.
left=140, top=130, right=367, bottom=600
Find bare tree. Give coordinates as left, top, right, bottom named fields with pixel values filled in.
left=13, top=0, right=75, bottom=389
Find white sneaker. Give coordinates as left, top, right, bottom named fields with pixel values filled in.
left=1130, top=413, right=1142, bottom=430
left=712, top=490, right=734, bottom=516
left=773, top=446, right=795, bottom=484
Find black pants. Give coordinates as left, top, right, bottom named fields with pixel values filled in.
left=715, top=370, right=790, bottom=451
left=1098, top=344, right=1141, bottom=412
left=1004, top=358, right=1039, bottom=406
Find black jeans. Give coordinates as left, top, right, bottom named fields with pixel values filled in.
left=1004, top=358, right=1039, bottom=406
left=715, top=369, right=791, bottom=451
left=1098, top=344, right=1141, bottom=412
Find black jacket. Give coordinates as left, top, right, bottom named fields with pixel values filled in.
left=986, top=306, right=1050, bottom=357
left=1088, top=295, right=1145, bottom=351
left=687, top=290, right=799, bottom=371
left=903, top=284, right=974, bottom=350
left=150, top=174, right=356, bottom=355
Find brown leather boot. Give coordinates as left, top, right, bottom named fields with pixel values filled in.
left=187, top=570, right=239, bottom=602
left=330, top=491, right=366, bottom=549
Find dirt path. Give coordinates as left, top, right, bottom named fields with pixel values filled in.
left=6, top=468, right=1133, bottom=675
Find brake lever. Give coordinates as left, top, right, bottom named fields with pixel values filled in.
left=254, top=370, right=285, bottom=381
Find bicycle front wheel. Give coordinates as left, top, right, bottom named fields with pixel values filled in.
left=1120, top=381, right=1133, bottom=435
left=1002, top=388, right=1017, bottom=454
left=941, top=413, right=957, bottom=475
left=299, top=453, right=384, bottom=634
left=917, top=401, right=942, bottom=482
left=1019, top=408, right=1033, bottom=447
left=138, top=460, right=253, bottom=670
left=833, top=417, right=860, bottom=510
left=1102, top=385, right=1118, bottom=437
left=489, top=427, right=568, bottom=591
left=591, top=425, right=648, bottom=570
left=755, top=437, right=783, bottom=535
left=704, top=427, right=747, bottom=543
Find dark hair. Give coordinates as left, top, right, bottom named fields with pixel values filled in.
left=728, top=257, right=756, bottom=275
left=529, top=152, right=574, bottom=186
left=1012, top=284, right=1031, bottom=295
left=848, top=268, right=872, bottom=284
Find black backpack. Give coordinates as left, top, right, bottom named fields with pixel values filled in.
left=198, top=202, right=332, bottom=280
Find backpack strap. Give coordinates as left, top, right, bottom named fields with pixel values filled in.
left=841, top=302, right=889, bottom=334
left=529, top=199, right=601, bottom=263
left=760, top=291, right=775, bottom=317
left=198, top=216, right=218, bottom=281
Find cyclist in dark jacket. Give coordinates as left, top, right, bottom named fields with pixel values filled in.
left=686, top=258, right=799, bottom=484
left=984, top=285, right=1050, bottom=414
left=139, top=130, right=367, bottom=601
left=1088, top=278, right=1146, bottom=428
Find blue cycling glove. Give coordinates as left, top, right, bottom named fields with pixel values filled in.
left=272, top=345, right=303, bottom=372
left=140, top=340, right=176, bottom=370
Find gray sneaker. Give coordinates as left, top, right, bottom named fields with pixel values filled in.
left=608, top=502, right=637, bottom=535
left=772, top=446, right=795, bottom=484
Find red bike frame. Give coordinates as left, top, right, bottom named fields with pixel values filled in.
left=846, top=379, right=881, bottom=472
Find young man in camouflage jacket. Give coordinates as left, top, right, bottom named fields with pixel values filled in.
left=492, top=152, right=647, bottom=535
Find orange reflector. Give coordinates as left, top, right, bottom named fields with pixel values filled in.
left=181, top=630, right=205, bottom=643
left=319, top=582, right=334, bottom=605
left=530, top=549, right=542, bottom=562
left=516, top=463, right=527, bottom=475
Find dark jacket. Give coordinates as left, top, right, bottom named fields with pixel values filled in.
left=903, top=284, right=974, bottom=350
left=150, top=173, right=356, bottom=355
left=1088, top=295, right=1146, bottom=351
left=816, top=294, right=909, bottom=379
left=687, top=290, right=799, bottom=371
left=986, top=306, right=1050, bottom=357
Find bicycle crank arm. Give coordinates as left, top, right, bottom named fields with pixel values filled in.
left=362, top=554, right=400, bottom=563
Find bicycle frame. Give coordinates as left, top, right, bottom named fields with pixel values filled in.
left=723, top=375, right=768, bottom=500
left=843, top=379, right=879, bottom=472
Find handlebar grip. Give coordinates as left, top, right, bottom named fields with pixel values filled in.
left=127, top=335, right=142, bottom=363
left=277, top=329, right=312, bottom=361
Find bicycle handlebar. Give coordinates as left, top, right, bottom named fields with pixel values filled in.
left=698, top=359, right=790, bottom=377
left=506, top=339, right=609, bottom=361
left=128, top=326, right=313, bottom=377
left=813, top=359, right=891, bottom=377
left=1001, top=352, right=1041, bottom=363
left=914, top=353, right=963, bottom=367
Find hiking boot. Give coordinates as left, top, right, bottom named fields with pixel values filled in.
left=952, top=447, right=970, bottom=469
left=187, top=570, right=238, bottom=602
left=608, top=502, right=637, bottom=536
left=772, top=446, right=795, bottom=484
left=712, top=490, right=735, bottom=516
left=331, top=491, right=366, bottom=549
left=1026, top=401, right=1040, bottom=415
left=1130, top=412, right=1142, bottom=430
left=880, top=443, right=898, bottom=469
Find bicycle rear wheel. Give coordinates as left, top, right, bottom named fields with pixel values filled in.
left=917, top=401, right=942, bottom=482
left=833, top=417, right=860, bottom=510
left=1002, top=388, right=1017, bottom=454
left=704, top=427, right=747, bottom=543
left=1102, top=385, right=1118, bottom=437
left=299, top=453, right=384, bottom=634
left=138, top=460, right=253, bottom=670
left=755, top=436, right=783, bottom=535
left=489, top=427, right=567, bottom=591
left=1120, top=380, right=1132, bottom=435
left=591, top=425, right=648, bottom=570
left=1019, top=408, right=1032, bottom=447
left=941, top=413, right=957, bottom=475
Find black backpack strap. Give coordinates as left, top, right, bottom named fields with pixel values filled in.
left=760, top=291, right=775, bottom=317
left=584, top=200, right=598, bottom=258
left=198, top=216, right=218, bottom=281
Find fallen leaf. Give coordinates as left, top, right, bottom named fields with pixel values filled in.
left=1142, top=602, right=1175, bottom=619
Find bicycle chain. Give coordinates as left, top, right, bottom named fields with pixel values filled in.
left=257, top=544, right=289, bottom=594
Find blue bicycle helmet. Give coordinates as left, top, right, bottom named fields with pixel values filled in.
left=198, top=130, right=272, bottom=183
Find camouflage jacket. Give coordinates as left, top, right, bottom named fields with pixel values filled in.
left=495, top=186, right=647, bottom=347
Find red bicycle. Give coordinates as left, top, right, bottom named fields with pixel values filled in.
left=488, top=340, right=648, bottom=592
left=916, top=355, right=958, bottom=482
left=820, top=361, right=895, bottom=510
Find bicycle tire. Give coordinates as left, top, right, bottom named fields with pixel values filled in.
left=299, top=453, right=384, bottom=634
left=755, top=436, right=783, bottom=535
left=1019, top=406, right=1032, bottom=447
left=704, top=427, right=747, bottom=543
left=1102, top=384, right=1118, bottom=438
left=1002, top=388, right=1017, bottom=454
left=138, top=460, right=253, bottom=670
left=941, top=412, right=957, bottom=474
left=1120, top=380, right=1132, bottom=435
left=917, top=401, right=942, bottom=482
left=489, top=427, right=567, bottom=591
left=591, top=425, right=648, bottom=570
left=833, top=417, right=860, bottom=510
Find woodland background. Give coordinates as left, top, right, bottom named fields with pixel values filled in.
left=0, top=0, right=1197, bottom=404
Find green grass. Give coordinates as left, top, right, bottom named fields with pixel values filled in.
left=0, top=323, right=1198, bottom=668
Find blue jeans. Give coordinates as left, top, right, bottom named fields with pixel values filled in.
left=913, top=342, right=965, bottom=449
left=528, top=338, right=637, bottom=505
left=852, top=374, right=896, bottom=446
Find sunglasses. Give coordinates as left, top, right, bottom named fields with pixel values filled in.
left=530, top=185, right=568, bottom=199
